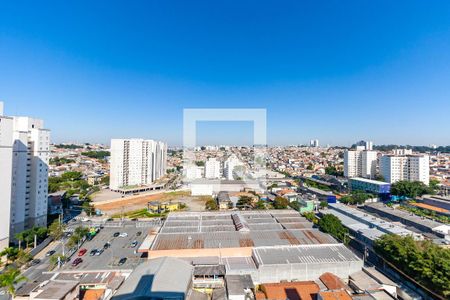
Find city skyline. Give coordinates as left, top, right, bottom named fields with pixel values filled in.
left=2, top=1, right=450, bottom=146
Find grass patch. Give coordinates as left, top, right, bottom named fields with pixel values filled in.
left=111, top=208, right=167, bottom=219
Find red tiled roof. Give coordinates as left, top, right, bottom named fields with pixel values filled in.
left=260, top=281, right=320, bottom=300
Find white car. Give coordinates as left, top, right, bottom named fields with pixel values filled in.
left=119, top=233, right=128, bottom=237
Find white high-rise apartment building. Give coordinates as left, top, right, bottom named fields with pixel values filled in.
left=344, top=149, right=377, bottom=179
left=380, top=153, right=429, bottom=185
left=11, top=117, right=50, bottom=234
left=205, top=158, right=221, bottom=179
left=110, top=139, right=167, bottom=190
left=0, top=104, right=14, bottom=250
left=184, top=165, right=204, bottom=180
left=224, top=155, right=243, bottom=180
left=310, top=139, right=319, bottom=148
left=0, top=102, right=50, bottom=250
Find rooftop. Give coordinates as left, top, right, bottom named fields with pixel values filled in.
left=319, top=272, right=349, bottom=291
left=33, top=280, right=78, bottom=300
left=150, top=210, right=332, bottom=251
left=349, top=177, right=390, bottom=185
left=260, top=281, right=320, bottom=300
left=329, top=204, right=420, bottom=238
left=365, top=202, right=447, bottom=231
left=112, top=257, right=193, bottom=300
left=319, top=290, right=353, bottom=300
left=252, top=244, right=361, bottom=265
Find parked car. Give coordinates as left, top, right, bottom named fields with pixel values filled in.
left=95, top=249, right=104, bottom=256
left=46, top=250, right=56, bottom=257
left=28, top=259, right=41, bottom=267
left=119, top=233, right=128, bottom=238
left=130, top=241, right=138, bottom=248
left=103, top=242, right=111, bottom=249
left=90, top=249, right=97, bottom=256
left=130, top=218, right=138, bottom=221
left=118, top=257, right=127, bottom=266
left=113, top=232, right=120, bottom=237
left=78, top=248, right=87, bottom=256
left=72, top=258, right=83, bottom=267
left=136, top=231, right=142, bottom=237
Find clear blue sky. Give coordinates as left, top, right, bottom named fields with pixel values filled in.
left=1, top=1, right=450, bottom=146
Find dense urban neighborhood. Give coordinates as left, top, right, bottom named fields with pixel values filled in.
left=2, top=2, right=450, bottom=300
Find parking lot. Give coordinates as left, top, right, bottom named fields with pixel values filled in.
left=62, top=224, right=156, bottom=271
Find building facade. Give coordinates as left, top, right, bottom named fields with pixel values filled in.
left=224, top=155, right=243, bottom=180
left=348, top=177, right=391, bottom=200
left=205, top=158, right=221, bottom=179
left=0, top=102, right=50, bottom=249
left=309, top=139, right=319, bottom=148
left=11, top=117, right=51, bottom=234
left=344, top=149, right=377, bottom=179
left=380, top=153, right=429, bottom=185
left=109, top=139, right=167, bottom=191
left=0, top=104, right=14, bottom=249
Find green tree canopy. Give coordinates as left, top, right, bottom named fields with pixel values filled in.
left=0, top=267, right=27, bottom=296
left=205, top=199, right=218, bottom=211
left=374, top=234, right=450, bottom=297
left=273, top=196, right=289, bottom=209
left=48, top=219, right=67, bottom=240
left=391, top=180, right=434, bottom=198
left=236, top=196, right=253, bottom=208
left=318, top=214, right=349, bottom=243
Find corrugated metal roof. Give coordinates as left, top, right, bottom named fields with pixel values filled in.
left=252, top=244, right=361, bottom=265
left=151, top=229, right=336, bottom=250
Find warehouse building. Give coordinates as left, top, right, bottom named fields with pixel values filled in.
left=363, top=202, right=450, bottom=237
left=325, top=204, right=422, bottom=245
left=252, top=244, right=363, bottom=283
left=112, top=257, right=193, bottom=300
left=420, top=195, right=450, bottom=211
left=348, top=177, right=391, bottom=201
left=143, top=210, right=333, bottom=258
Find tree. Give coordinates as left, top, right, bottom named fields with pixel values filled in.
left=254, top=200, right=266, bottom=210
left=302, top=212, right=317, bottom=223
left=306, top=163, right=314, bottom=170
left=48, top=219, right=66, bottom=240
left=61, top=171, right=83, bottom=181
left=325, top=166, right=344, bottom=177
left=49, top=254, right=67, bottom=268
left=15, top=250, right=32, bottom=267
left=236, top=196, right=253, bottom=208
left=81, top=151, right=110, bottom=159
left=67, top=226, right=89, bottom=249
left=205, top=199, right=218, bottom=211
left=289, top=201, right=300, bottom=211
left=82, top=201, right=95, bottom=216
left=0, top=247, right=19, bottom=263
left=318, top=214, right=349, bottom=244
left=0, top=267, right=27, bottom=296
left=374, top=234, right=450, bottom=297
left=100, top=175, right=110, bottom=185
left=319, top=201, right=328, bottom=209
left=273, top=196, right=288, bottom=209
left=391, top=181, right=432, bottom=198
left=339, top=191, right=371, bottom=205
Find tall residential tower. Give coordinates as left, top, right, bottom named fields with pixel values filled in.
left=344, top=149, right=377, bottom=179
left=109, top=139, right=167, bottom=191
left=0, top=102, right=50, bottom=249
left=380, top=151, right=429, bottom=185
